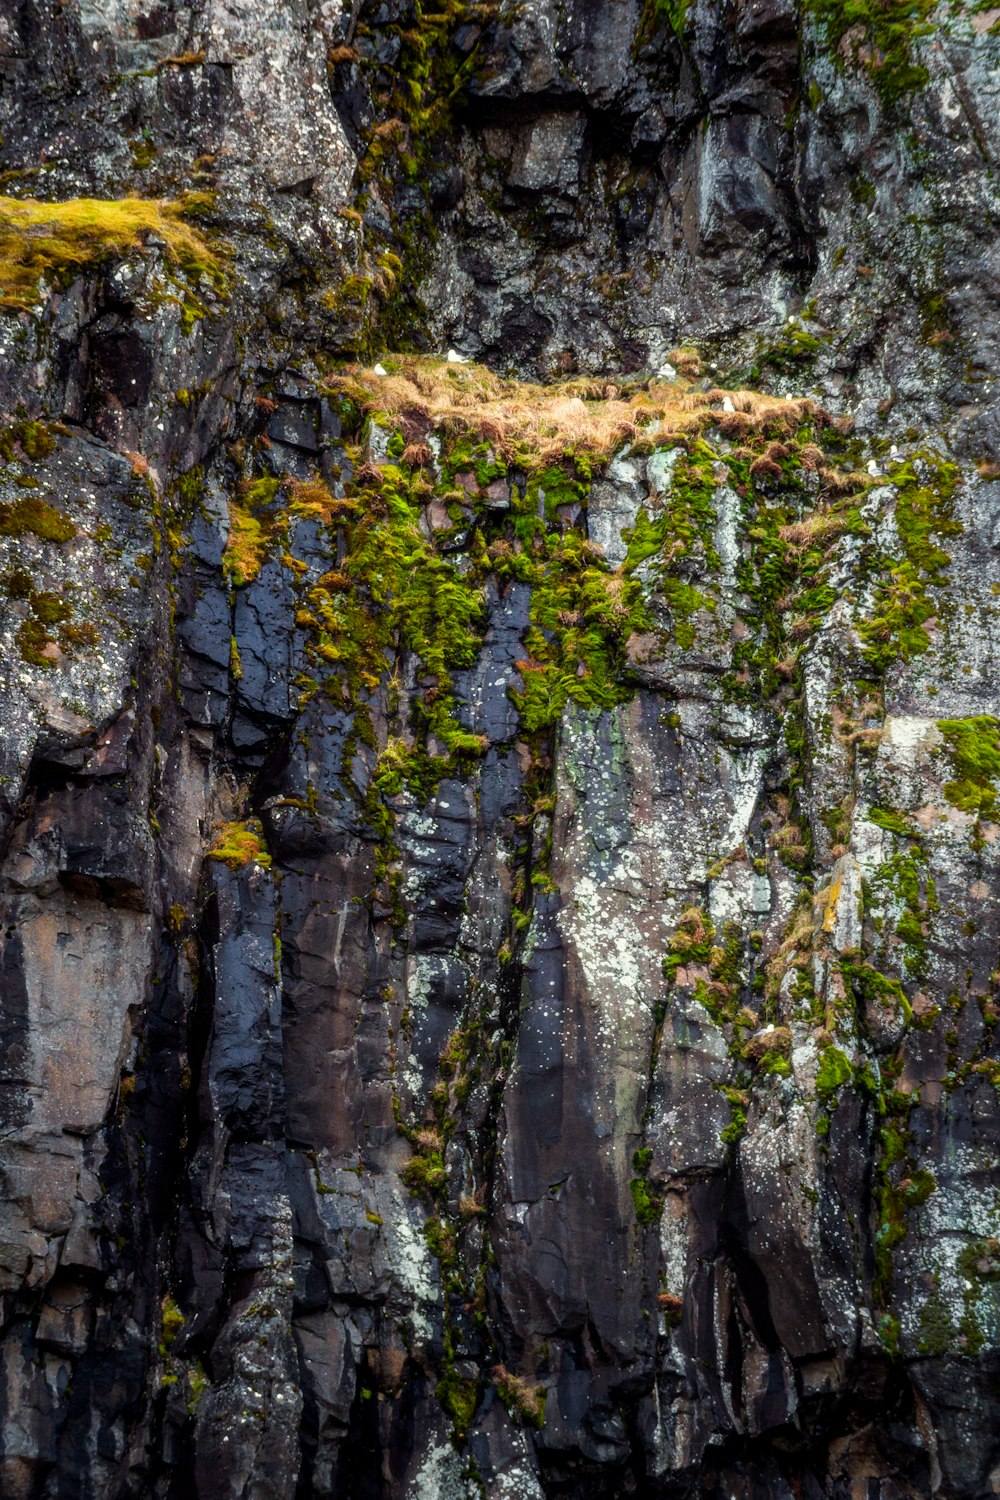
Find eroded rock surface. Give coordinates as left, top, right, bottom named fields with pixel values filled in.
left=0, top=3, right=999, bottom=1498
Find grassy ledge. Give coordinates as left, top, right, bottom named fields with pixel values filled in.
left=0, top=193, right=227, bottom=313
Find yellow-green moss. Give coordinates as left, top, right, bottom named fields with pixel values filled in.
left=206, top=819, right=272, bottom=870
left=223, top=503, right=268, bottom=588
left=0, top=494, right=76, bottom=542
left=0, top=193, right=226, bottom=310
left=160, top=1295, right=184, bottom=1353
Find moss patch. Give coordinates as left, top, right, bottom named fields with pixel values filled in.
left=859, top=452, right=961, bottom=672
left=803, top=0, right=937, bottom=104
left=206, top=819, right=271, bottom=870
left=936, top=715, right=1000, bottom=819
left=0, top=494, right=76, bottom=542
left=0, top=192, right=226, bottom=310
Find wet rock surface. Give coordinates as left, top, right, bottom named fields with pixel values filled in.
left=0, top=2, right=999, bottom=1498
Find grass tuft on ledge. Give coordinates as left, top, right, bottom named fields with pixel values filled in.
left=0, top=193, right=226, bottom=310
left=326, top=355, right=822, bottom=468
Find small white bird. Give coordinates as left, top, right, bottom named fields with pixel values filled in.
left=446, top=349, right=469, bottom=364
left=722, top=396, right=735, bottom=414
left=889, top=444, right=899, bottom=458
left=656, top=361, right=677, bottom=381
left=372, top=363, right=387, bottom=376
left=867, top=459, right=883, bottom=477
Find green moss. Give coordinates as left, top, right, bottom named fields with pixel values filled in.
left=903, top=1168, right=936, bottom=1205
left=160, top=1295, right=184, bottom=1354
left=867, top=845, right=936, bottom=980
left=436, top=1370, right=479, bottom=1439
left=868, top=807, right=919, bottom=839
left=621, top=442, right=720, bottom=648
left=223, top=479, right=281, bottom=587
left=0, top=419, right=55, bottom=463
left=936, top=715, right=1000, bottom=820
left=187, top=1362, right=209, bottom=1414
left=720, top=1089, right=748, bottom=1146
left=629, top=1175, right=662, bottom=1225
left=0, top=494, right=76, bottom=542
left=803, top=0, right=937, bottom=104
left=759, top=1050, right=792, bottom=1076
left=301, top=458, right=486, bottom=776
left=663, top=905, right=716, bottom=983
left=957, top=1237, right=1000, bottom=1283
left=844, top=961, right=913, bottom=1026
left=401, top=1150, right=447, bottom=1198
left=916, top=1283, right=954, bottom=1355
left=755, top=322, right=829, bottom=376
left=206, top=819, right=271, bottom=870
left=815, top=1044, right=852, bottom=1099
left=859, top=453, right=962, bottom=672
left=876, top=1312, right=901, bottom=1356
left=510, top=517, right=646, bottom=732
left=130, top=137, right=157, bottom=170
left=423, top=1215, right=457, bottom=1269
left=637, top=0, right=689, bottom=42
left=332, top=4, right=485, bottom=354
left=872, top=1079, right=928, bottom=1305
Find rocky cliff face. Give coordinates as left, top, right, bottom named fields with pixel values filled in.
left=1, top=2, right=1000, bottom=1497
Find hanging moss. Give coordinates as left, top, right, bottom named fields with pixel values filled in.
left=859, top=452, right=962, bottom=673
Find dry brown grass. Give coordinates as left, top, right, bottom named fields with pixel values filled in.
left=819, top=466, right=870, bottom=496
left=401, top=441, right=433, bottom=469
left=778, top=510, right=849, bottom=552
left=326, top=356, right=822, bottom=467
left=669, top=346, right=703, bottom=378
left=743, top=1026, right=792, bottom=1064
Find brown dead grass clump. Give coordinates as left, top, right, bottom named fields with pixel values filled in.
left=743, top=1026, right=793, bottom=1065
left=401, top=441, right=434, bottom=469
left=778, top=510, right=849, bottom=553
left=326, top=356, right=823, bottom=468
left=669, top=346, right=703, bottom=378
left=819, top=466, right=870, bottom=496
